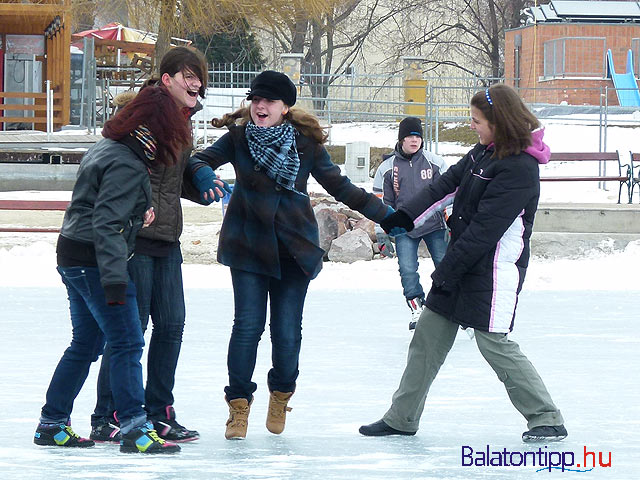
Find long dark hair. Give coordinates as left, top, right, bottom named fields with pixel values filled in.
left=470, top=84, right=540, bottom=160
left=102, top=86, right=191, bottom=166
left=143, top=46, right=208, bottom=98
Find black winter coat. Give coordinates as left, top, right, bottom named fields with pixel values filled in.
left=402, top=143, right=541, bottom=333
left=190, top=124, right=389, bottom=279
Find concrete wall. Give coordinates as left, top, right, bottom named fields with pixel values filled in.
left=534, top=204, right=640, bottom=233
left=0, top=164, right=78, bottom=191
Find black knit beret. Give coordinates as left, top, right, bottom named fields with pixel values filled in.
left=247, top=70, right=297, bottom=107
left=398, top=117, right=423, bottom=141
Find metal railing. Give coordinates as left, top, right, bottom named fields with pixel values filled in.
left=71, top=61, right=640, bottom=156
left=209, top=64, right=261, bottom=88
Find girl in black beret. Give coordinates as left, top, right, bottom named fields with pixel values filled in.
left=189, top=70, right=393, bottom=439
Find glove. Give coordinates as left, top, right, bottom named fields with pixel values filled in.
left=192, top=166, right=232, bottom=204
left=380, top=209, right=414, bottom=236
left=381, top=206, right=406, bottom=238
left=375, top=228, right=395, bottom=258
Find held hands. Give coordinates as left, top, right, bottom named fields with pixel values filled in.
left=380, top=207, right=414, bottom=237
left=192, top=166, right=233, bottom=204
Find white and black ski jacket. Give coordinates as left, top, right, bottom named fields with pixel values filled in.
left=373, top=145, right=448, bottom=238
left=401, top=130, right=550, bottom=333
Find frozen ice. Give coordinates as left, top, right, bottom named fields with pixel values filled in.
left=1, top=280, right=637, bottom=479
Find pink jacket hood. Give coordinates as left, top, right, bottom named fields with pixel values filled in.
left=525, top=127, right=550, bottom=164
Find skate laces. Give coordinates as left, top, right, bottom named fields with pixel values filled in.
left=269, top=395, right=292, bottom=419
left=146, top=428, right=166, bottom=445
left=63, top=425, right=81, bottom=439
left=228, top=404, right=250, bottom=426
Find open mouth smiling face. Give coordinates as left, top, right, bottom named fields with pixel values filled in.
left=163, top=69, right=201, bottom=109
left=250, top=97, right=289, bottom=127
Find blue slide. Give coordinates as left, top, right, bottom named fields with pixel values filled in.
left=606, top=49, right=640, bottom=107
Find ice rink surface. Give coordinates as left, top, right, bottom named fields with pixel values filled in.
left=1, top=283, right=638, bottom=479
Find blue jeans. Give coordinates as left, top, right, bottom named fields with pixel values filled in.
left=41, top=266, right=146, bottom=432
left=395, top=229, right=449, bottom=301
left=225, top=259, right=311, bottom=401
left=94, top=245, right=186, bottom=423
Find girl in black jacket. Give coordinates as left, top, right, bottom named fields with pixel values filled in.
left=360, top=84, right=567, bottom=443
left=35, top=86, right=191, bottom=454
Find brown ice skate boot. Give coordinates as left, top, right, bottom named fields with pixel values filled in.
left=266, top=391, right=293, bottom=435
left=225, top=397, right=252, bottom=440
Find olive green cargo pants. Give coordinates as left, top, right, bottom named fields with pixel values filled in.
left=382, top=308, right=564, bottom=433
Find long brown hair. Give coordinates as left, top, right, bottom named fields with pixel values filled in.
left=102, top=86, right=191, bottom=166
left=212, top=104, right=329, bottom=144
left=470, top=84, right=540, bottom=159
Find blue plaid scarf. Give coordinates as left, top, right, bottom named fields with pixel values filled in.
left=245, top=121, right=304, bottom=195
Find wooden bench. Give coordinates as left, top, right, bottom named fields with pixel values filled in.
left=540, top=152, right=632, bottom=204
left=0, top=199, right=69, bottom=233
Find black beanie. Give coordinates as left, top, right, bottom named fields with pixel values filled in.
left=246, top=70, right=297, bottom=107
left=398, top=117, right=423, bottom=141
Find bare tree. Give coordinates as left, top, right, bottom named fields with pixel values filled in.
left=144, top=0, right=337, bottom=70
left=254, top=0, right=424, bottom=110
left=379, top=0, right=533, bottom=79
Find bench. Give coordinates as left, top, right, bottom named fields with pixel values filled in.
left=628, top=152, right=640, bottom=203
left=0, top=199, right=69, bottom=233
left=540, top=152, right=632, bottom=204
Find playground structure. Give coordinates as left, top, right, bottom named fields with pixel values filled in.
left=505, top=0, right=640, bottom=106
left=606, top=48, right=640, bottom=107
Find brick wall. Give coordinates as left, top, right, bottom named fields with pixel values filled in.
left=505, top=23, right=640, bottom=105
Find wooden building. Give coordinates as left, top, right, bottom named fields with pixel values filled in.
left=0, top=0, right=71, bottom=130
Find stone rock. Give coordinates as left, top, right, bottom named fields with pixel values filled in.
left=312, top=198, right=363, bottom=221
left=336, top=206, right=364, bottom=220
left=328, top=228, right=374, bottom=263
left=353, top=217, right=376, bottom=242
left=315, top=208, right=349, bottom=253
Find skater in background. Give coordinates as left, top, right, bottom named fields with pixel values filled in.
left=91, top=46, right=230, bottom=444
left=360, top=84, right=567, bottom=442
left=189, top=70, right=393, bottom=440
left=35, top=85, right=189, bottom=454
left=372, top=117, right=449, bottom=330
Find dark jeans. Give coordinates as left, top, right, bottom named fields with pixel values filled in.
left=225, top=259, right=311, bottom=401
left=395, top=229, right=448, bottom=301
left=93, top=245, right=186, bottom=424
left=41, top=266, right=146, bottom=432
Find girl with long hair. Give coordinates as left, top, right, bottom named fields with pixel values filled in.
left=189, top=70, right=393, bottom=440
left=35, top=85, right=192, bottom=454
left=360, top=84, right=567, bottom=443
left=91, top=46, right=229, bottom=444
